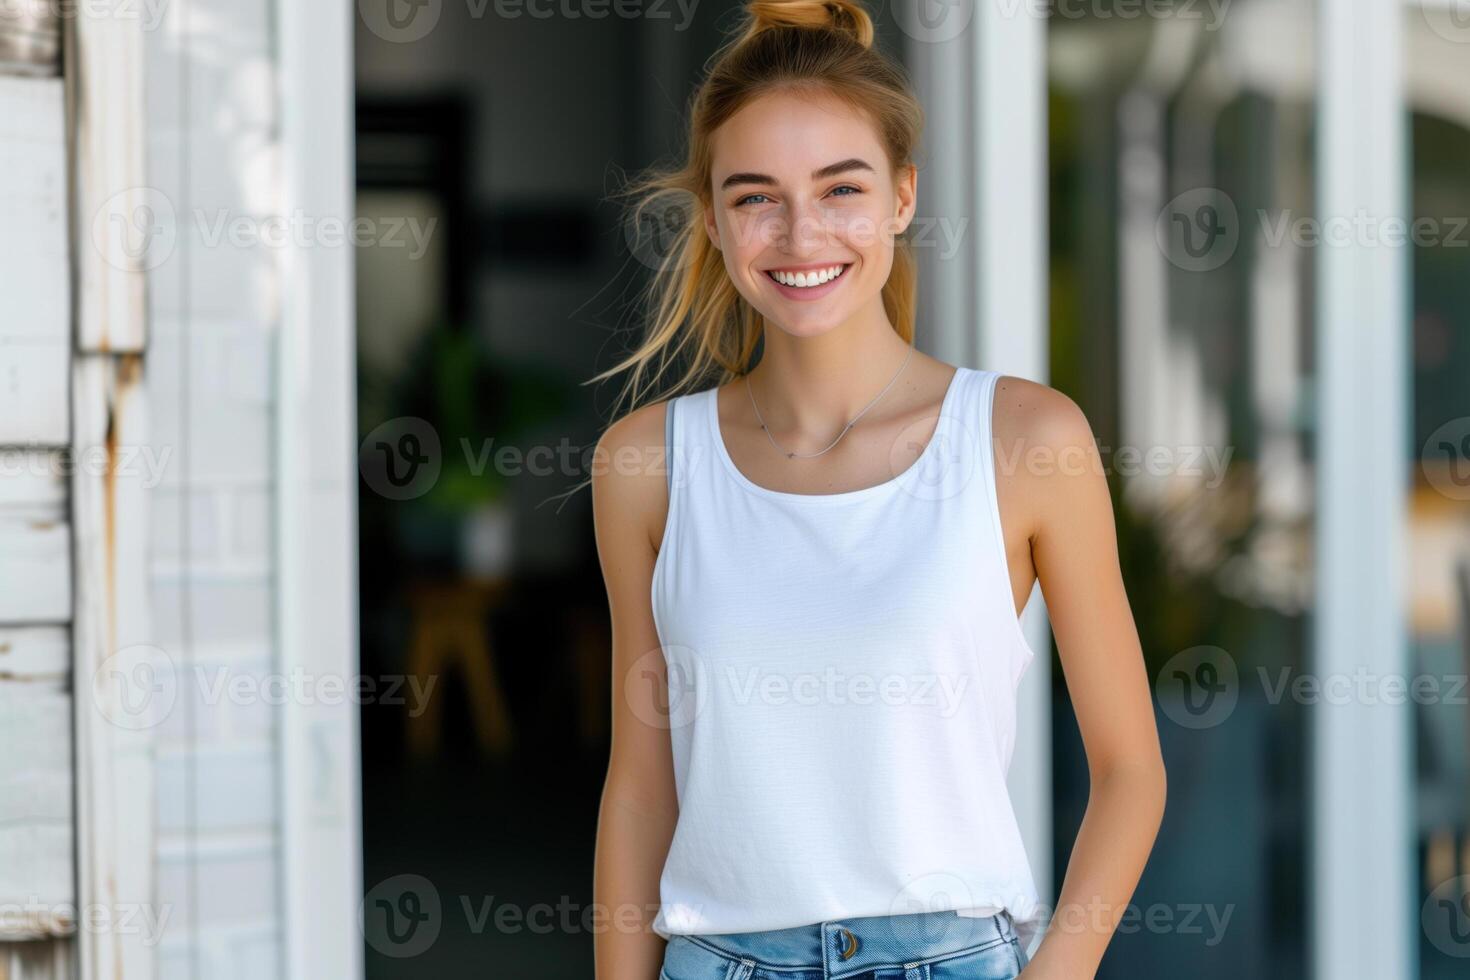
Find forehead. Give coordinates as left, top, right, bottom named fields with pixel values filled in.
left=710, top=89, right=885, bottom=182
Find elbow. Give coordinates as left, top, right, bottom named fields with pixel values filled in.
left=1097, top=756, right=1168, bottom=817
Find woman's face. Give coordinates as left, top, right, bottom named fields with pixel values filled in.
left=704, top=88, right=916, bottom=339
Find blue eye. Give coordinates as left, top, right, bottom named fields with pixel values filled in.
left=734, top=185, right=862, bottom=207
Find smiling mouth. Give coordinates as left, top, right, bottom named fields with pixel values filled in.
left=764, top=263, right=852, bottom=288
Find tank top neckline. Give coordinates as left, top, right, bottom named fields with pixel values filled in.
left=704, top=364, right=971, bottom=505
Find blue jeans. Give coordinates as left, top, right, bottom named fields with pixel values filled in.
left=660, top=909, right=1030, bottom=979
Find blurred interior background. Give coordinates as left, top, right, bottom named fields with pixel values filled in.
left=351, top=1, right=1470, bottom=977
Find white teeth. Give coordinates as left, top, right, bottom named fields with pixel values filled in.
left=768, top=264, right=846, bottom=287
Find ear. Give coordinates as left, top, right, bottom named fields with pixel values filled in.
left=703, top=202, right=722, bottom=250
left=892, top=163, right=917, bottom=236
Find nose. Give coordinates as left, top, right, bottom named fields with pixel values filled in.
left=769, top=196, right=832, bottom=257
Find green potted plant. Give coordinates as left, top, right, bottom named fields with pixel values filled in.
left=371, top=323, right=567, bottom=577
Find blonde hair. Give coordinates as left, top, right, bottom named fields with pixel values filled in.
left=591, top=0, right=925, bottom=430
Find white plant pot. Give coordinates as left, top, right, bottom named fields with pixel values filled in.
left=461, top=500, right=514, bottom=578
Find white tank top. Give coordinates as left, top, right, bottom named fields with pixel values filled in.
left=649, top=365, right=1043, bottom=951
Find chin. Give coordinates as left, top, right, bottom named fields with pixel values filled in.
left=763, top=311, right=848, bottom=339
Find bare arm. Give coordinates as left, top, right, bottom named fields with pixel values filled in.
left=996, top=379, right=1168, bottom=979
left=591, top=402, right=680, bottom=980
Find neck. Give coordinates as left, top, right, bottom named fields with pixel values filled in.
left=746, top=311, right=914, bottom=433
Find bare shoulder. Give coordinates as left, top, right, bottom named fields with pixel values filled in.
left=591, top=398, right=673, bottom=554
left=989, top=375, right=1111, bottom=549
left=990, top=374, right=1096, bottom=455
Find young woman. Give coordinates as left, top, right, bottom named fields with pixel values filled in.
left=589, top=2, right=1166, bottom=977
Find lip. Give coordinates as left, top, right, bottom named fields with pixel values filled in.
left=762, top=261, right=853, bottom=302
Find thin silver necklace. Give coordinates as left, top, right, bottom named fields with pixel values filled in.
left=744, top=344, right=915, bottom=459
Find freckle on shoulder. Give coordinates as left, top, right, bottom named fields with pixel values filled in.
left=991, top=375, right=1092, bottom=451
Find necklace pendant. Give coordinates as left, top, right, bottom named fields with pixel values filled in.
left=786, top=452, right=796, bottom=459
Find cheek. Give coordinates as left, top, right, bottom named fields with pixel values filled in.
left=827, top=203, right=895, bottom=253
left=723, top=210, right=774, bottom=254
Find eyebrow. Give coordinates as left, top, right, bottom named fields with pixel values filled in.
left=719, top=157, right=876, bottom=192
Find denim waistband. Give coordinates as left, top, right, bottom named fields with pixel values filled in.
left=684, top=908, right=1017, bottom=976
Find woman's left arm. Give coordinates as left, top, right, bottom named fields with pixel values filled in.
left=997, top=378, right=1168, bottom=980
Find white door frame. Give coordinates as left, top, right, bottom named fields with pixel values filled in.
left=1314, top=2, right=1411, bottom=978
left=907, top=3, right=1053, bottom=950
left=275, top=2, right=362, bottom=979
left=972, top=2, right=1053, bottom=949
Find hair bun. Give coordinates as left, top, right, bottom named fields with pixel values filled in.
left=742, top=0, right=875, bottom=49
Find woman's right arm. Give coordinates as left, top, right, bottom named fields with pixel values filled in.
left=591, top=401, right=680, bottom=980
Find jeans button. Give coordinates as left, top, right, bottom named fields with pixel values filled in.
left=837, top=926, right=860, bottom=960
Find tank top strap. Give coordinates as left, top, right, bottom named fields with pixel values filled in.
left=959, top=366, right=1005, bottom=509
left=662, top=386, right=708, bottom=512
left=664, top=392, right=676, bottom=495
left=969, top=366, right=1002, bottom=444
